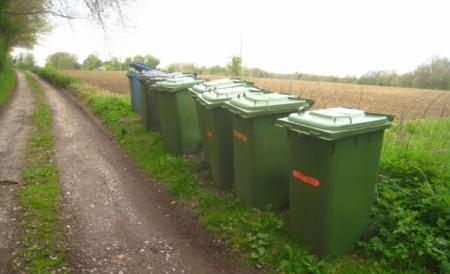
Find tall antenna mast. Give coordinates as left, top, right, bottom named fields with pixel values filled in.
left=240, top=34, right=243, bottom=76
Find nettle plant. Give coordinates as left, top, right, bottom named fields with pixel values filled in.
left=360, top=118, right=450, bottom=273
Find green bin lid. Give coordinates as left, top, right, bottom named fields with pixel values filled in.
left=190, top=78, right=251, bottom=94
left=198, top=86, right=266, bottom=109
left=223, top=93, right=315, bottom=118
left=277, top=107, right=393, bottom=140
left=153, top=77, right=205, bottom=92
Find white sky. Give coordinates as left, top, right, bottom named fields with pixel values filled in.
left=12, top=0, right=450, bottom=77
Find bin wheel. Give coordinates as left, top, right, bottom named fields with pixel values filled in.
left=360, top=225, right=379, bottom=242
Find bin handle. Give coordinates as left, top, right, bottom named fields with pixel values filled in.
left=334, top=116, right=352, bottom=124
left=297, top=105, right=310, bottom=115
left=254, top=100, right=269, bottom=106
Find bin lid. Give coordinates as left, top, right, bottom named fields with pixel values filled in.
left=190, top=78, right=251, bottom=93
left=137, top=70, right=166, bottom=81
left=277, top=107, right=393, bottom=140
left=153, top=77, right=205, bottom=92
left=223, top=93, right=315, bottom=118
left=198, top=86, right=266, bottom=108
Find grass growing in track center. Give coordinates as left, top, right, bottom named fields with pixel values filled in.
left=14, top=72, right=69, bottom=273
left=37, top=68, right=449, bottom=273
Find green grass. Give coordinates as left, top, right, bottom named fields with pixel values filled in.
left=36, top=68, right=449, bottom=273
left=0, top=68, right=16, bottom=105
left=14, top=72, right=69, bottom=273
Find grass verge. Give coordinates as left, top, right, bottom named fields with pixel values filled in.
left=13, top=72, right=69, bottom=273
left=37, top=68, right=449, bottom=273
left=0, top=68, right=16, bottom=105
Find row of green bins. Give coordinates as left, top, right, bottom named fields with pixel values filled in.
left=222, top=93, right=315, bottom=208
left=140, top=72, right=195, bottom=131
left=137, top=71, right=166, bottom=130
left=126, top=72, right=140, bottom=113
left=195, top=86, right=266, bottom=190
left=153, top=77, right=205, bottom=155
left=277, top=107, right=393, bottom=256
left=188, top=78, right=254, bottom=165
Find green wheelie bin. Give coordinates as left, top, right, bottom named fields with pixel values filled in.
left=277, top=107, right=393, bottom=256
left=153, top=77, right=205, bottom=155
left=222, top=93, right=314, bottom=208
left=188, top=78, right=253, bottom=165
left=195, top=86, right=266, bottom=190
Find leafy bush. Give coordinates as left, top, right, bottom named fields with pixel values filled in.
left=0, top=68, right=16, bottom=105
left=360, top=119, right=450, bottom=273
left=33, top=66, right=83, bottom=88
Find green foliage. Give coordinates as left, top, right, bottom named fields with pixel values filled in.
left=413, top=56, right=450, bottom=90
left=199, top=65, right=229, bottom=76
left=14, top=52, right=36, bottom=69
left=165, top=62, right=198, bottom=73
left=0, top=68, right=16, bottom=105
left=47, top=51, right=78, bottom=70
left=0, top=0, right=52, bottom=49
left=104, top=56, right=122, bottom=71
left=143, top=54, right=160, bottom=69
left=358, top=56, right=450, bottom=90
left=123, top=56, right=132, bottom=68
left=82, top=53, right=103, bottom=70
left=34, top=66, right=83, bottom=88
left=360, top=118, right=450, bottom=273
left=132, top=54, right=145, bottom=63
left=228, top=55, right=242, bottom=77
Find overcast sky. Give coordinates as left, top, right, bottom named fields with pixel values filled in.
left=13, top=0, right=450, bottom=77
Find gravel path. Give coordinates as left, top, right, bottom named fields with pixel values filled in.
left=0, top=71, right=259, bottom=273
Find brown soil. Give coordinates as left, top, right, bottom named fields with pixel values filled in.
left=0, top=71, right=260, bottom=273
left=60, top=70, right=450, bottom=120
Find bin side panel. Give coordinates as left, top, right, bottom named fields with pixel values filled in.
left=140, top=83, right=149, bottom=129
left=177, top=91, right=201, bottom=154
left=194, top=100, right=210, bottom=164
left=147, top=86, right=161, bottom=131
left=206, top=108, right=234, bottom=190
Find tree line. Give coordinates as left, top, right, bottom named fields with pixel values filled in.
left=14, top=51, right=161, bottom=71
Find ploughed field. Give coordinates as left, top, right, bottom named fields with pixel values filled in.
left=60, top=70, right=450, bottom=120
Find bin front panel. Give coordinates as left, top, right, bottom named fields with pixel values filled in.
left=156, top=91, right=182, bottom=154
left=232, top=113, right=291, bottom=208
left=288, top=130, right=385, bottom=256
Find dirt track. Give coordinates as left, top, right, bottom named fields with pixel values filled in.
left=0, top=71, right=259, bottom=273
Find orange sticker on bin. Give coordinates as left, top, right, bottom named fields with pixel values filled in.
left=292, top=170, right=320, bottom=187
left=233, top=130, right=247, bottom=142
left=207, top=130, right=213, bottom=138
